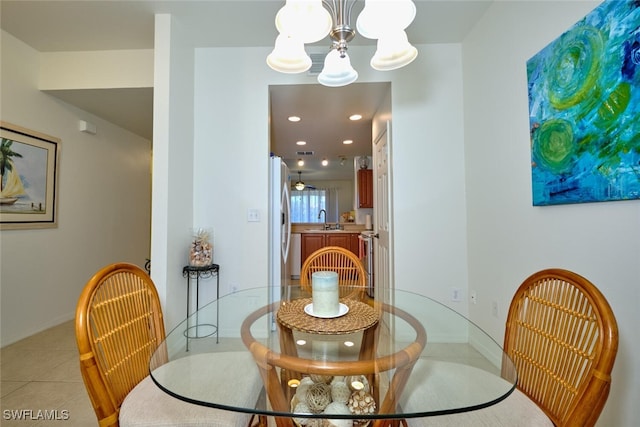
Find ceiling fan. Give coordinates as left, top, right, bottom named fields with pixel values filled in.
left=293, top=171, right=316, bottom=190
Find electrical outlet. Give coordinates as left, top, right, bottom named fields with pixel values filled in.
left=471, top=291, right=477, bottom=305
left=492, top=300, right=499, bottom=317
left=451, top=288, right=461, bottom=302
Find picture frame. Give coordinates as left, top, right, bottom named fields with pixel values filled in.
left=1, top=122, right=61, bottom=230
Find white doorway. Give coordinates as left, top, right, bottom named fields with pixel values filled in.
left=373, top=120, right=393, bottom=302
left=267, top=82, right=393, bottom=298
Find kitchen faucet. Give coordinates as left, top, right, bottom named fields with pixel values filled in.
left=318, top=209, right=327, bottom=229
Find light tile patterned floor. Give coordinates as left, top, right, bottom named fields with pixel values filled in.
left=0, top=321, right=96, bottom=426
left=0, top=307, right=500, bottom=427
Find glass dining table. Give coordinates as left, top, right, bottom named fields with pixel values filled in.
left=149, top=286, right=519, bottom=427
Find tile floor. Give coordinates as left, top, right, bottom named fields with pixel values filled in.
left=0, top=321, right=96, bottom=426
left=0, top=308, right=498, bottom=427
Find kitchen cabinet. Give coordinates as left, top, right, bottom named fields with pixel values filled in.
left=301, top=234, right=325, bottom=263
left=358, top=169, right=373, bottom=208
left=301, top=232, right=360, bottom=267
left=326, top=233, right=355, bottom=250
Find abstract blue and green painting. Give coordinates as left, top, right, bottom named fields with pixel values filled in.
left=527, top=0, right=640, bottom=205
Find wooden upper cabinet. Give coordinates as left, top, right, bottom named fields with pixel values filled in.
left=358, top=169, right=373, bottom=208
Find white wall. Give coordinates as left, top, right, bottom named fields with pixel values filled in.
left=39, top=49, right=153, bottom=90
left=193, top=47, right=273, bottom=298
left=0, top=31, right=152, bottom=346
left=390, top=44, right=468, bottom=308
left=191, top=44, right=468, bottom=310
left=150, top=14, right=196, bottom=331
left=462, top=1, right=640, bottom=425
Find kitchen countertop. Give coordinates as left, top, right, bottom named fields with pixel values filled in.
left=292, top=223, right=367, bottom=234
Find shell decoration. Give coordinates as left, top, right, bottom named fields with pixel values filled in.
left=348, top=390, right=376, bottom=416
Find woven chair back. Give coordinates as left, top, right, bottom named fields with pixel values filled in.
left=300, top=246, right=367, bottom=299
left=75, top=263, right=166, bottom=427
left=503, top=269, right=618, bottom=427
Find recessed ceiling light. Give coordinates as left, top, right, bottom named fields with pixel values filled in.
left=297, top=159, right=304, bottom=166
left=349, top=114, right=362, bottom=121
left=321, top=159, right=329, bottom=166
left=288, top=116, right=301, bottom=122
left=296, top=141, right=307, bottom=145
left=343, top=140, right=353, bottom=145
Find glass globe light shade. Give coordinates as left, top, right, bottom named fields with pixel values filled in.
left=370, top=30, right=418, bottom=71
left=275, top=0, right=332, bottom=44
left=295, top=181, right=305, bottom=191
left=317, top=50, right=359, bottom=87
left=356, top=0, right=416, bottom=40
left=267, top=34, right=312, bottom=73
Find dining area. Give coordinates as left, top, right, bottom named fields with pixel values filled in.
left=74, top=262, right=618, bottom=427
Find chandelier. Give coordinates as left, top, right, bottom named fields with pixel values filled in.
left=267, top=0, right=418, bottom=87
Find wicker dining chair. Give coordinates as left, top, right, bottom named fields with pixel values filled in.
left=75, top=262, right=262, bottom=427
left=503, top=268, right=619, bottom=427
left=300, top=246, right=367, bottom=300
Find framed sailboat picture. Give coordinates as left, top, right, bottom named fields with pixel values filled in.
left=1, top=122, right=61, bottom=230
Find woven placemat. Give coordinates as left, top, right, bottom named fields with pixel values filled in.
left=277, top=298, right=379, bottom=335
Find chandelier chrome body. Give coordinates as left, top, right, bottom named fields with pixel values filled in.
left=267, top=0, right=418, bottom=87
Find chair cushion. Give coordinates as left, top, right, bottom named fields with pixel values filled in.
left=402, top=359, right=553, bottom=427
left=405, top=388, right=552, bottom=427
left=120, top=351, right=262, bottom=427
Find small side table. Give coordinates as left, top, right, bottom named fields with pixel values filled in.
left=183, top=264, right=219, bottom=349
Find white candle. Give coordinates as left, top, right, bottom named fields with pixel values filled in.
left=312, top=271, right=340, bottom=316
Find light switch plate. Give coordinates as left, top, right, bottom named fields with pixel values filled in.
left=247, top=209, right=260, bottom=222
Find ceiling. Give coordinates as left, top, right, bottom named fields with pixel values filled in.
left=269, top=82, right=390, bottom=180
left=1, top=0, right=492, bottom=179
